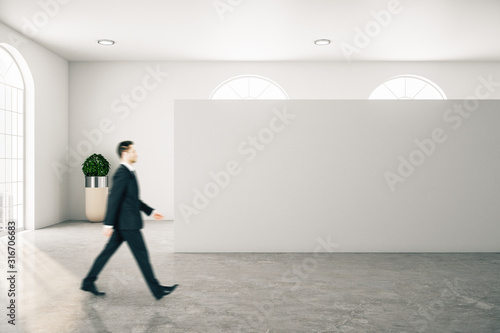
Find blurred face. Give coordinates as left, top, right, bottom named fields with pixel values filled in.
left=122, top=144, right=138, bottom=164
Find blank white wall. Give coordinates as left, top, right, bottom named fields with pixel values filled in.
left=1, top=25, right=499, bottom=232
left=0, top=22, right=69, bottom=230
left=68, top=61, right=500, bottom=222
left=175, top=100, right=500, bottom=252
left=68, top=62, right=173, bottom=221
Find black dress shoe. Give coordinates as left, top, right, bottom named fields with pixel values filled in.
left=155, top=284, right=178, bottom=300
left=162, top=284, right=179, bottom=294
left=81, top=284, right=106, bottom=296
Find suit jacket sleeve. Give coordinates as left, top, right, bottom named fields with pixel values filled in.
left=104, top=167, right=129, bottom=227
left=139, top=200, right=154, bottom=216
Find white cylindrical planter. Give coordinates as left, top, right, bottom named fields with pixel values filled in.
left=85, top=176, right=108, bottom=222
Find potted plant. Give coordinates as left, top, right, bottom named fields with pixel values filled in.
left=82, top=153, right=110, bottom=222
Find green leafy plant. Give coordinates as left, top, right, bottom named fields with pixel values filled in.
left=82, top=153, right=110, bottom=177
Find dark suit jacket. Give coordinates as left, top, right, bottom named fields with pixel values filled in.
left=104, top=164, right=154, bottom=230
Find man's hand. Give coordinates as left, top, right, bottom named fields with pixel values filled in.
left=103, top=227, right=113, bottom=237
left=153, top=212, right=164, bottom=220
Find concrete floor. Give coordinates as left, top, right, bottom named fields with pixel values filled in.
left=0, top=221, right=499, bottom=333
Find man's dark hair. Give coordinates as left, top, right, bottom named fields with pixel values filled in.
left=117, top=140, right=134, bottom=158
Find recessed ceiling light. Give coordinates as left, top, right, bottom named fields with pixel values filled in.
left=314, top=39, right=331, bottom=46
left=97, top=39, right=115, bottom=46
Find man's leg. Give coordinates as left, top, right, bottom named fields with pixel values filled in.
left=82, top=229, right=124, bottom=286
left=121, top=230, right=161, bottom=297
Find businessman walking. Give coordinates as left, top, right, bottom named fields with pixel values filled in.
left=81, top=140, right=177, bottom=300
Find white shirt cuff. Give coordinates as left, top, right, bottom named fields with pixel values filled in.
left=104, top=225, right=113, bottom=228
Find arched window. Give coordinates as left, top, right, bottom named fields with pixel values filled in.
left=210, top=75, right=289, bottom=100
left=0, top=45, right=25, bottom=232
left=369, top=75, right=447, bottom=100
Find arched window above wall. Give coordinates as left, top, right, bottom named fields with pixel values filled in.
left=369, top=75, right=447, bottom=100
left=210, top=75, right=289, bottom=100
left=0, top=45, right=25, bottom=232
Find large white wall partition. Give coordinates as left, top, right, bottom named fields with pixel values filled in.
left=175, top=100, right=500, bottom=252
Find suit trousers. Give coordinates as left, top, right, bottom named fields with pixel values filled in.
left=83, top=229, right=161, bottom=297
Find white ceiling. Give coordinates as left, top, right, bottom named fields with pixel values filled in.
left=0, top=0, right=499, bottom=62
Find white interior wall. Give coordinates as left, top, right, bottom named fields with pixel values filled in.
left=69, top=61, right=500, bottom=223
left=1, top=23, right=499, bottom=235
left=0, top=22, right=69, bottom=230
